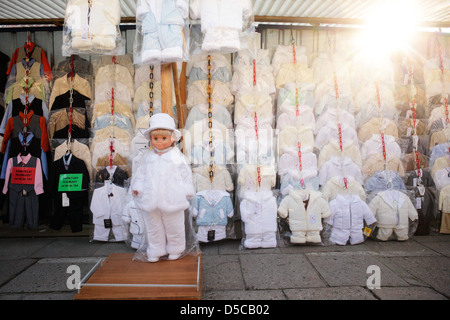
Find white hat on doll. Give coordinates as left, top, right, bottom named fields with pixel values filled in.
left=143, top=113, right=182, bottom=142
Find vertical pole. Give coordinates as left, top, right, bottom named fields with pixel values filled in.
left=161, top=63, right=174, bottom=117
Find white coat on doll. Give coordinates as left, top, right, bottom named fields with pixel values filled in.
left=131, top=147, right=195, bottom=260
left=240, top=190, right=277, bottom=249
left=130, top=113, right=195, bottom=262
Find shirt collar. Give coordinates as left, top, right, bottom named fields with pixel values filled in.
left=17, top=153, right=32, bottom=164
left=20, top=94, right=35, bottom=105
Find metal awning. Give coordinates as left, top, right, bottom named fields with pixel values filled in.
left=0, top=0, right=448, bottom=30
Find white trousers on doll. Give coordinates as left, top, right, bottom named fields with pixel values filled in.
left=330, top=228, right=364, bottom=245
left=143, top=209, right=186, bottom=259
left=291, top=231, right=321, bottom=244
left=376, top=227, right=409, bottom=241
left=244, top=231, right=276, bottom=249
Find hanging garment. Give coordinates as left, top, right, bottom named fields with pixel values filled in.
left=321, top=175, right=366, bottom=202
left=187, top=52, right=232, bottom=86
left=278, top=189, right=330, bottom=244
left=363, top=170, right=406, bottom=204
left=429, top=128, right=450, bottom=151
left=369, top=189, right=418, bottom=241
left=95, top=63, right=134, bottom=99
left=240, top=190, right=277, bottom=248
left=401, top=152, right=428, bottom=173
left=5, top=59, right=47, bottom=104
left=192, top=189, right=234, bottom=242
left=431, top=155, right=450, bottom=179
left=136, top=0, right=188, bottom=64
left=311, top=52, right=352, bottom=85
left=95, top=165, right=129, bottom=188
left=362, top=153, right=405, bottom=178
left=95, top=81, right=132, bottom=105
left=230, top=64, right=275, bottom=95
left=49, top=73, right=92, bottom=110
left=277, top=82, right=315, bottom=111
left=276, top=104, right=315, bottom=132
left=0, top=94, right=48, bottom=134
left=2, top=154, right=44, bottom=229
left=314, top=108, right=355, bottom=134
left=275, top=62, right=314, bottom=89
left=315, top=122, right=359, bottom=150
left=90, top=183, right=128, bottom=241
left=189, top=0, right=253, bottom=52
left=271, top=44, right=308, bottom=79
left=65, top=0, right=122, bottom=51
left=407, top=183, right=437, bottom=236
left=430, top=142, right=450, bottom=168
left=235, top=120, right=275, bottom=165
left=184, top=118, right=230, bottom=152
left=279, top=174, right=319, bottom=197
left=6, top=42, right=52, bottom=81
left=357, top=118, right=399, bottom=143
left=278, top=126, right=314, bottom=153
left=318, top=140, right=362, bottom=169
left=397, top=118, right=426, bottom=137
left=93, top=55, right=134, bottom=78
left=328, top=193, right=377, bottom=245
left=313, top=82, right=355, bottom=117
left=186, top=80, right=234, bottom=110
left=234, top=91, right=273, bottom=125
left=405, top=169, right=435, bottom=189
left=192, top=164, right=234, bottom=193
left=237, top=164, right=276, bottom=197
left=54, top=140, right=92, bottom=181
left=49, top=153, right=90, bottom=233
left=55, top=55, right=94, bottom=78
left=47, top=108, right=89, bottom=140
left=91, top=99, right=134, bottom=125
left=318, top=156, right=363, bottom=187
left=185, top=103, right=233, bottom=130
left=134, top=64, right=161, bottom=89
left=278, top=145, right=318, bottom=182
left=432, top=167, right=450, bottom=191
left=360, top=134, right=401, bottom=162
left=189, top=139, right=234, bottom=166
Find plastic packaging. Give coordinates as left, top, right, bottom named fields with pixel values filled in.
left=133, top=0, right=190, bottom=65
left=62, top=0, right=125, bottom=56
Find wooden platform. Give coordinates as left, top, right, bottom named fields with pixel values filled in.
left=73, top=253, right=202, bottom=300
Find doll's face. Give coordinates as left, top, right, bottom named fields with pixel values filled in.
left=151, top=133, right=174, bottom=151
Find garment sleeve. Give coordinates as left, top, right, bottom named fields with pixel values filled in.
left=226, top=196, right=234, bottom=217
left=319, top=197, right=331, bottom=219
left=89, top=189, right=105, bottom=219
left=2, top=158, right=13, bottom=194
left=405, top=195, right=419, bottom=221
left=277, top=196, right=289, bottom=219
left=34, top=158, right=44, bottom=195
left=5, top=48, right=18, bottom=76
left=189, top=0, right=201, bottom=20
left=192, top=195, right=199, bottom=217
left=39, top=116, right=50, bottom=152
left=40, top=49, right=52, bottom=81
left=0, top=101, right=13, bottom=134
left=363, top=200, right=377, bottom=225
left=1, top=117, right=14, bottom=153
left=179, top=161, right=195, bottom=199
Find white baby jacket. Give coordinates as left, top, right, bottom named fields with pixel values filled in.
left=318, top=156, right=363, bottom=186
left=278, top=146, right=318, bottom=180
left=368, top=189, right=418, bottom=229
left=318, top=140, right=362, bottom=169
left=240, top=190, right=277, bottom=237
left=192, top=164, right=234, bottom=192
left=315, top=122, right=359, bottom=150
left=90, top=183, right=128, bottom=227
left=327, top=193, right=377, bottom=231
left=276, top=104, right=315, bottom=132
left=131, top=147, right=195, bottom=214
left=278, top=126, right=315, bottom=153
left=237, top=164, right=276, bottom=197
left=278, top=189, right=331, bottom=233
left=360, top=134, right=401, bottom=162
left=64, top=0, right=122, bottom=51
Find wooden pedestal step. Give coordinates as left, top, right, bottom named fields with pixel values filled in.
left=73, top=252, right=202, bottom=300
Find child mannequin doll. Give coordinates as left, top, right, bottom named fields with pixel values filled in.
left=131, top=113, right=195, bottom=262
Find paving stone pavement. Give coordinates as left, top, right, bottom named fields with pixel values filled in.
left=0, top=233, right=448, bottom=301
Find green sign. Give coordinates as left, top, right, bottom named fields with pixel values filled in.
left=58, top=174, right=83, bottom=192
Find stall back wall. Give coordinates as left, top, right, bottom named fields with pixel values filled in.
left=0, top=27, right=448, bottom=72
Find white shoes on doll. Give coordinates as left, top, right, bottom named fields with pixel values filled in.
left=147, top=253, right=182, bottom=263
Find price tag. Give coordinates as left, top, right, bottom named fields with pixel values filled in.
left=62, top=193, right=70, bottom=207
left=207, top=230, right=215, bottom=241
left=58, top=174, right=83, bottom=192
left=11, top=167, right=36, bottom=185
left=363, top=227, right=372, bottom=237
left=416, top=197, right=423, bottom=209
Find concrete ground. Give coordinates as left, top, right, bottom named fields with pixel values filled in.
left=0, top=230, right=448, bottom=301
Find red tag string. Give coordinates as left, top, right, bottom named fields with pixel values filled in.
left=298, top=141, right=305, bottom=187
left=109, top=140, right=114, bottom=169
left=381, top=132, right=387, bottom=162
left=338, top=122, right=343, bottom=152
left=257, top=166, right=261, bottom=188
left=112, top=55, right=116, bottom=64
left=254, top=112, right=259, bottom=140
left=111, top=88, right=115, bottom=115
left=334, top=73, right=339, bottom=100
left=376, top=82, right=381, bottom=111
left=436, top=37, right=444, bottom=75
left=253, top=59, right=256, bottom=87
left=295, top=88, right=299, bottom=116
left=292, top=43, right=297, bottom=64
left=343, top=177, right=348, bottom=189
left=445, top=97, right=449, bottom=124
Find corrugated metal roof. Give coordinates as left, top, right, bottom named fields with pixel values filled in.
left=0, top=0, right=448, bottom=28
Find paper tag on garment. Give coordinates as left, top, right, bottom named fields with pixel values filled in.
left=416, top=197, right=423, bottom=209
left=58, top=174, right=83, bottom=192
left=418, top=185, right=425, bottom=196
left=309, top=214, right=317, bottom=225
left=252, top=202, right=260, bottom=214
left=413, top=178, right=418, bottom=187
left=11, top=167, right=36, bottom=185
left=406, top=127, right=412, bottom=137
left=81, top=25, right=89, bottom=40
left=207, top=230, right=215, bottom=241
left=62, top=193, right=70, bottom=207
left=363, top=227, right=372, bottom=237
left=104, top=219, right=112, bottom=229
